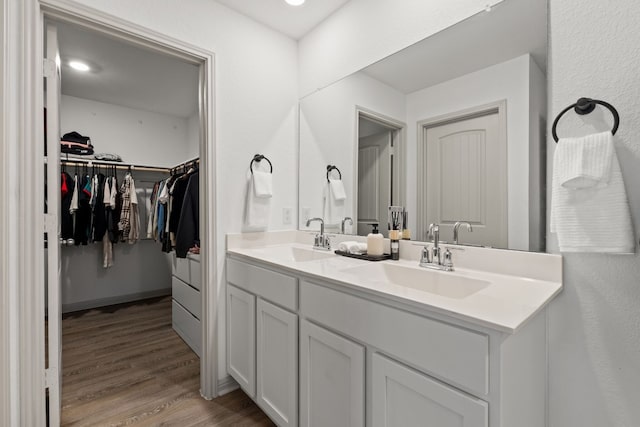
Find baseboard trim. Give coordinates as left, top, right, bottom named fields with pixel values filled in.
left=217, top=375, right=239, bottom=396
left=62, top=288, right=171, bottom=313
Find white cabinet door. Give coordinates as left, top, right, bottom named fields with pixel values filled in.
left=372, top=353, right=488, bottom=427
left=227, top=284, right=256, bottom=397
left=257, top=299, right=298, bottom=427
left=300, top=319, right=365, bottom=427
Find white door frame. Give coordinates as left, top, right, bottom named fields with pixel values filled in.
left=354, top=107, right=406, bottom=234
left=416, top=100, right=507, bottom=242
left=1, top=0, right=218, bottom=424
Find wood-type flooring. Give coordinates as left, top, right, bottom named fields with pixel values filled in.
left=61, top=296, right=274, bottom=426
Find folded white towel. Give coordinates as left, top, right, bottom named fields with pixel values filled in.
left=555, top=131, right=614, bottom=188
left=329, top=179, right=346, bottom=201
left=324, top=181, right=346, bottom=225
left=253, top=171, right=273, bottom=198
left=246, top=178, right=270, bottom=228
left=337, top=241, right=367, bottom=254
left=551, top=132, right=634, bottom=253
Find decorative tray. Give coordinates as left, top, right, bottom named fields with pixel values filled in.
left=334, top=250, right=391, bottom=261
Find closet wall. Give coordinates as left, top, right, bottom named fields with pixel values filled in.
left=60, top=95, right=198, bottom=312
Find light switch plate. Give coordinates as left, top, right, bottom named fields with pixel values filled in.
left=302, top=207, right=311, bottom=223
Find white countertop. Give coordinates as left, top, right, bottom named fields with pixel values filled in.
left=227, top=240, right=563, bottom=334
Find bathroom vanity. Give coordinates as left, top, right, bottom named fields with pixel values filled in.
left=225, top=231, right=562, bottom=427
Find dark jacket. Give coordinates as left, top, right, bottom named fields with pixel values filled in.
left=175, top=171, right=199, bottom=258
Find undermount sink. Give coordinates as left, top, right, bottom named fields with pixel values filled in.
left=342, top=262, right=490, bottom=299
left=251, top=245, right=336, bottom=262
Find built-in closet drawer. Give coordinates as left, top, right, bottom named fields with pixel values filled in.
left=300, top=281, right=489, bottom=396
left=173, top=255, right=190, bottom=284
left=172, top=300, right=201, bottom=357
left=189, top=255, right=201, bottom=290
left=227, top=258, right=297, bottom=311
left=172, top=276, right=201, bottom=320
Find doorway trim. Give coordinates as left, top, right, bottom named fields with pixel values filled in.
left=416, top=100, right=507, bottom=241
left=354, top=107, right=406, bottom=234
left=3, top=0, right=218, bottom=423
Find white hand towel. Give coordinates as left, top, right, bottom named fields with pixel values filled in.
left=555, top=131, right=614, bottom=188
left=323, top=182, right=346, bottom=226
left=551, top=132, right=634, bottom=253
left=337, top=241, right=367, bottom=254
left=246, top=178, right=270, bottom=228
left=253, top=171, right=273, bottom=198
left=329, top=179, right=346, bottom=201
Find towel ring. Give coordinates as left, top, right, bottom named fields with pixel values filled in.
left=552, top=97, right=620, bottom=143
left=326, top=165, right=342, bottom=182
left=250, top=154, right=273, bottom=174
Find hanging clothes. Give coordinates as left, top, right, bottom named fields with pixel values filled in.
left=92, top=173, right=107, bottom=242
left=175, top=170, right=200, bottom=258
left=119, top=173, right=140, bottom=244
left=74, top=174, right=92, bottom=245
left=60, top=171, right=74, bottom=243
left=146, top=181, right=159, bottom=239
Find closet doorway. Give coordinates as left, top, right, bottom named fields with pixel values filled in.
left=42, top=5, right=217, bottom=426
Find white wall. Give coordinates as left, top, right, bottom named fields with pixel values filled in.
left=61, top=95, right=192, bottom=167
left=547, top=0, right=640, bottom=425
left=65, top=0, right=299, bottom=383
left=299, top=71, right=405, bottom=231
left=528, top=58, right=547, bottom=252
left=298, top=0, right=505, bottom=97
left=405, top=54, right=540, bottom=250
left=186, top=113, right=200, bottom=159
left=0, top=0, right=9, bottom=422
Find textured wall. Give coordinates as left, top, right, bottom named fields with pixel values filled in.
left=548, top=1, right=640, bottom=426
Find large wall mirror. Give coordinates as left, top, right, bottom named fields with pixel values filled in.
left=298, top=0, right=548, bottom=252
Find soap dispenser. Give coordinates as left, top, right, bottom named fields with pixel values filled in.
left=367, top=224, right=384, bottom=256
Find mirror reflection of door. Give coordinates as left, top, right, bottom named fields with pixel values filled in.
left=419, top=103, right=507, bottom=247
left=356, top=115, right=402, bottom=237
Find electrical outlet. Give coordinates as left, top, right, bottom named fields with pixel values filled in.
left=302, top=207, right=311, bottom=223
left=282, top=207, right=292, bottom=225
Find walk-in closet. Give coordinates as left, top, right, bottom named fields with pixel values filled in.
left=44, top=19, right=230, bottom=425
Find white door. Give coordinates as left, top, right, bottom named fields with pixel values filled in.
left=227, top=284, right=256, bottom=397
left=44, top=23, right=62, bottom=427
left=256, top=299, right=298, bottom=427
left=299, top=319, right=365, bottom=427
left=423, top=111, right=507, bottom=247
left=357, top=131, right=391, bottom=237
left=372, top=353, right=488, bottom=427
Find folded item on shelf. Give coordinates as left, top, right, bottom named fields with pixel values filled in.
left=94, top=153, right=123, bottom=162
left=61, top=131, right=94, bottom=155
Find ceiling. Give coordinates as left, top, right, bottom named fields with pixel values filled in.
left=56, top=21, right=199, bottom=118
left=362, top=0, right=547, bottom=94
left=215, top=0, right=351, bottom=39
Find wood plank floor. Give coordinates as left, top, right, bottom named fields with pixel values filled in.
left=61, top=297, right=275, bottom=427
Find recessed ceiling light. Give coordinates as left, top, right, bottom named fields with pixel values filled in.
left=69, top=61, right=90, bottom=72
left=285, top=0, right=305, bottom=6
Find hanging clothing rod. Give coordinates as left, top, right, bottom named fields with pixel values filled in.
left=60, top=157, right=170, bottom=173
left=169, top=156, right=200, bottom=174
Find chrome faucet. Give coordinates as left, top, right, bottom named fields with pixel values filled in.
left=419, top=223, right=454, bottom=271
left=306, top=217, right=331, bottom=251
left=341, top=217, right=353, bottom=234
left=453, top=221, right=473, bottom=245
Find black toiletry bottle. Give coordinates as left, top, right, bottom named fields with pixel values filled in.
left=389, top=229, right=400, bottom=261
